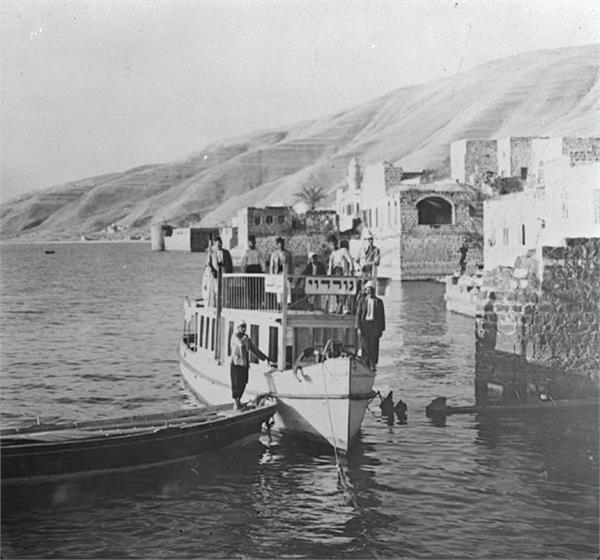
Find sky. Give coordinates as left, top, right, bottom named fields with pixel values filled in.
left=1, top=0, right=599, bottom=200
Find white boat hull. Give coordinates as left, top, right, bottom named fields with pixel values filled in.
left=179, top=342, right=375, bottom=451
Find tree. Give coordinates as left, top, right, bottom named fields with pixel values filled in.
left=294, top=185, right=326, bottom=210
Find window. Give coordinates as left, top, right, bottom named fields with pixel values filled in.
left=521, top=224, right=526, bottom=246
left=346, top=204, right=352, bottom=215
left=520, top=167, right=528, bottom=180
left=210, top=318, right=215, bottom=351
left=561, top=191, right=569, bottom=219
left=503, top=227, right=509, bottom=245
left=250, top=325, right=260, bottom=364
left=227, top=321, right=234, bottom=356
left=355, top=203, right=360, bottom=213
left=199, top=316, right=204, bottom=348
left=266, top=215, right=273, bottom=225
left=205, top=317, right=210, bottom=349
left=375, top=208, right=379, bottom=228
left=254, top=216, right=261, bottom=226
left=268, top=326, right=279, bottom=364
left=416, top=197, right=452, bottom=225
left=277, top=215, right=285, bottom=224
left=387, top=202, right=391, bottom=226
left=394, top=200, right=399, bottom=225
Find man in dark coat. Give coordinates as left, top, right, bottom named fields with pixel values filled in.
left=209, top=236, right=233, bottom=276
left=355, top=280, right=385, bottom=370
left=301, top=252, right=326, bottom=276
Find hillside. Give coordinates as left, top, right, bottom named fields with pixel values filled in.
left=2, top=44, right=599, bottom=239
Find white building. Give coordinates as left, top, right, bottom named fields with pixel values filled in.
left=484, top=138, right=600, bottom=272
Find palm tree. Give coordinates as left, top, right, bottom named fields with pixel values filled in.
left=294, top=185, right=326, bottom=210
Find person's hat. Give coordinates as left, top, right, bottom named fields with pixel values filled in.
left=364, top=280, right=375, bottom=290
left=237, top=319, right=247, bottom=328
left=276, top=236, right=284, bottom=244
left=362, top=229, right=374, bottom=240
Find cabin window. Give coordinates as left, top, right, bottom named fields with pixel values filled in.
left=346, top=204, right=352, bottom=215
left=416, top=197, right=452, bottom=225
left=394, top=200, right=399, bottom=225
left=227, top=321, right=234, bottom=356
left=268, top=326, right=278, bottom=364
left=375, top=208, right=379, bottom=228
left=198, top=316, right=204, bottom=348
left=250, top=324, right=260, bottom=364
left=266, top=215, right=273, bottom=225
left=561, top=191, right=569, bottom=218
left=520, top=167, right=528, bottom=180
left=521, top=224, right=526, bottom=246
left=277, top=214, right=285, bottom=224
left=210, top=318, right=215, bottom=351
left=254, top=216, right=261, bottom=226
left=503, top=227, right=509, bottom=245
left=355, top=203, right=360, bottom=213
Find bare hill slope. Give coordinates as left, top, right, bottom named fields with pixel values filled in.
left=2, top=44, right=599, bottom=239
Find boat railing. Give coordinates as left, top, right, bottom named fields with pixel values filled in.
left=220, top=273, right=361, bottom=314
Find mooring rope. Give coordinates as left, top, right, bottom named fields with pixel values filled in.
left=320, top=359, right=361, bottom=511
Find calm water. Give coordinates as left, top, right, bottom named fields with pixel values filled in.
left=1, top=243, right=598, bottom=559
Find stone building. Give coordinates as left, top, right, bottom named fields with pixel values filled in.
left=450, top=139, right=498, bottom=185
left=474, top=238, right=600, bottom=402
left=450, top=136, right=599, bottom=187
left=336, top=158, right=479, bottom=280
left=496, top=136, right=545, bottom=180
left=472, top=137, right=600, bottom=402
left=484, top=137, right=600, bottom=271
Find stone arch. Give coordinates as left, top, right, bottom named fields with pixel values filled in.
left=416, top=195, right=454, bottom=225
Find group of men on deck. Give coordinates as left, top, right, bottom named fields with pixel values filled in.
left=203, top=231, right=386, bottom=407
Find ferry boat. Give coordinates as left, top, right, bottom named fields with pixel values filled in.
left=179, top=270, right=376, bottom=451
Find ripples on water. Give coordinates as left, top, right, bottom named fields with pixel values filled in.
left=1, top=243, right=598, bottom=559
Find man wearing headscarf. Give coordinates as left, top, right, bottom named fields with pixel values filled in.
left=230, top=320, right=271, bottom=409
left=355, top=280, right=385, bottom=370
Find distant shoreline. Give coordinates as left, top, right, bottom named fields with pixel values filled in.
left=0, top=238, right=149, bottom=246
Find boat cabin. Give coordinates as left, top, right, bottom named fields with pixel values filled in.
left=183, top=272, right=361, bottom=371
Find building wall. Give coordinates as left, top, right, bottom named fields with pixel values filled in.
left=484, top=157, right=600, bottom=270
left=465, top=139, right=498, bottom=185
left=450, top=140, right=468, bottom=183
left=475, top=238, right=600, bottom=400
left=164, top=227, right=192, bottom=251
left=399, top=190, right=477, bottom=279
left=451, top=139, right=498, bottom=185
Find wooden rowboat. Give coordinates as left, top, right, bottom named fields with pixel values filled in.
left=1, top=399, right=276, bottom=484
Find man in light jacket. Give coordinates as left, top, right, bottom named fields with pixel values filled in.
left=355, top=281, right=385, bottom=370
left=230, top=320, right=272, bottom=409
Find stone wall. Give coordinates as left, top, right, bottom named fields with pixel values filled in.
left=465, top=140, right=498, bottom=185
left=475, top=238, right=600, bottom=402
left=398, top=189, right=482, bottom=279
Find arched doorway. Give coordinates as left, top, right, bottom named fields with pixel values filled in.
left=416, top=196, right=453, bottom=225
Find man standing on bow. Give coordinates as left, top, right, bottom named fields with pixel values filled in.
left=230, top=320, right=272, bottom=409
left=355, top=280, right=385, bottom=371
